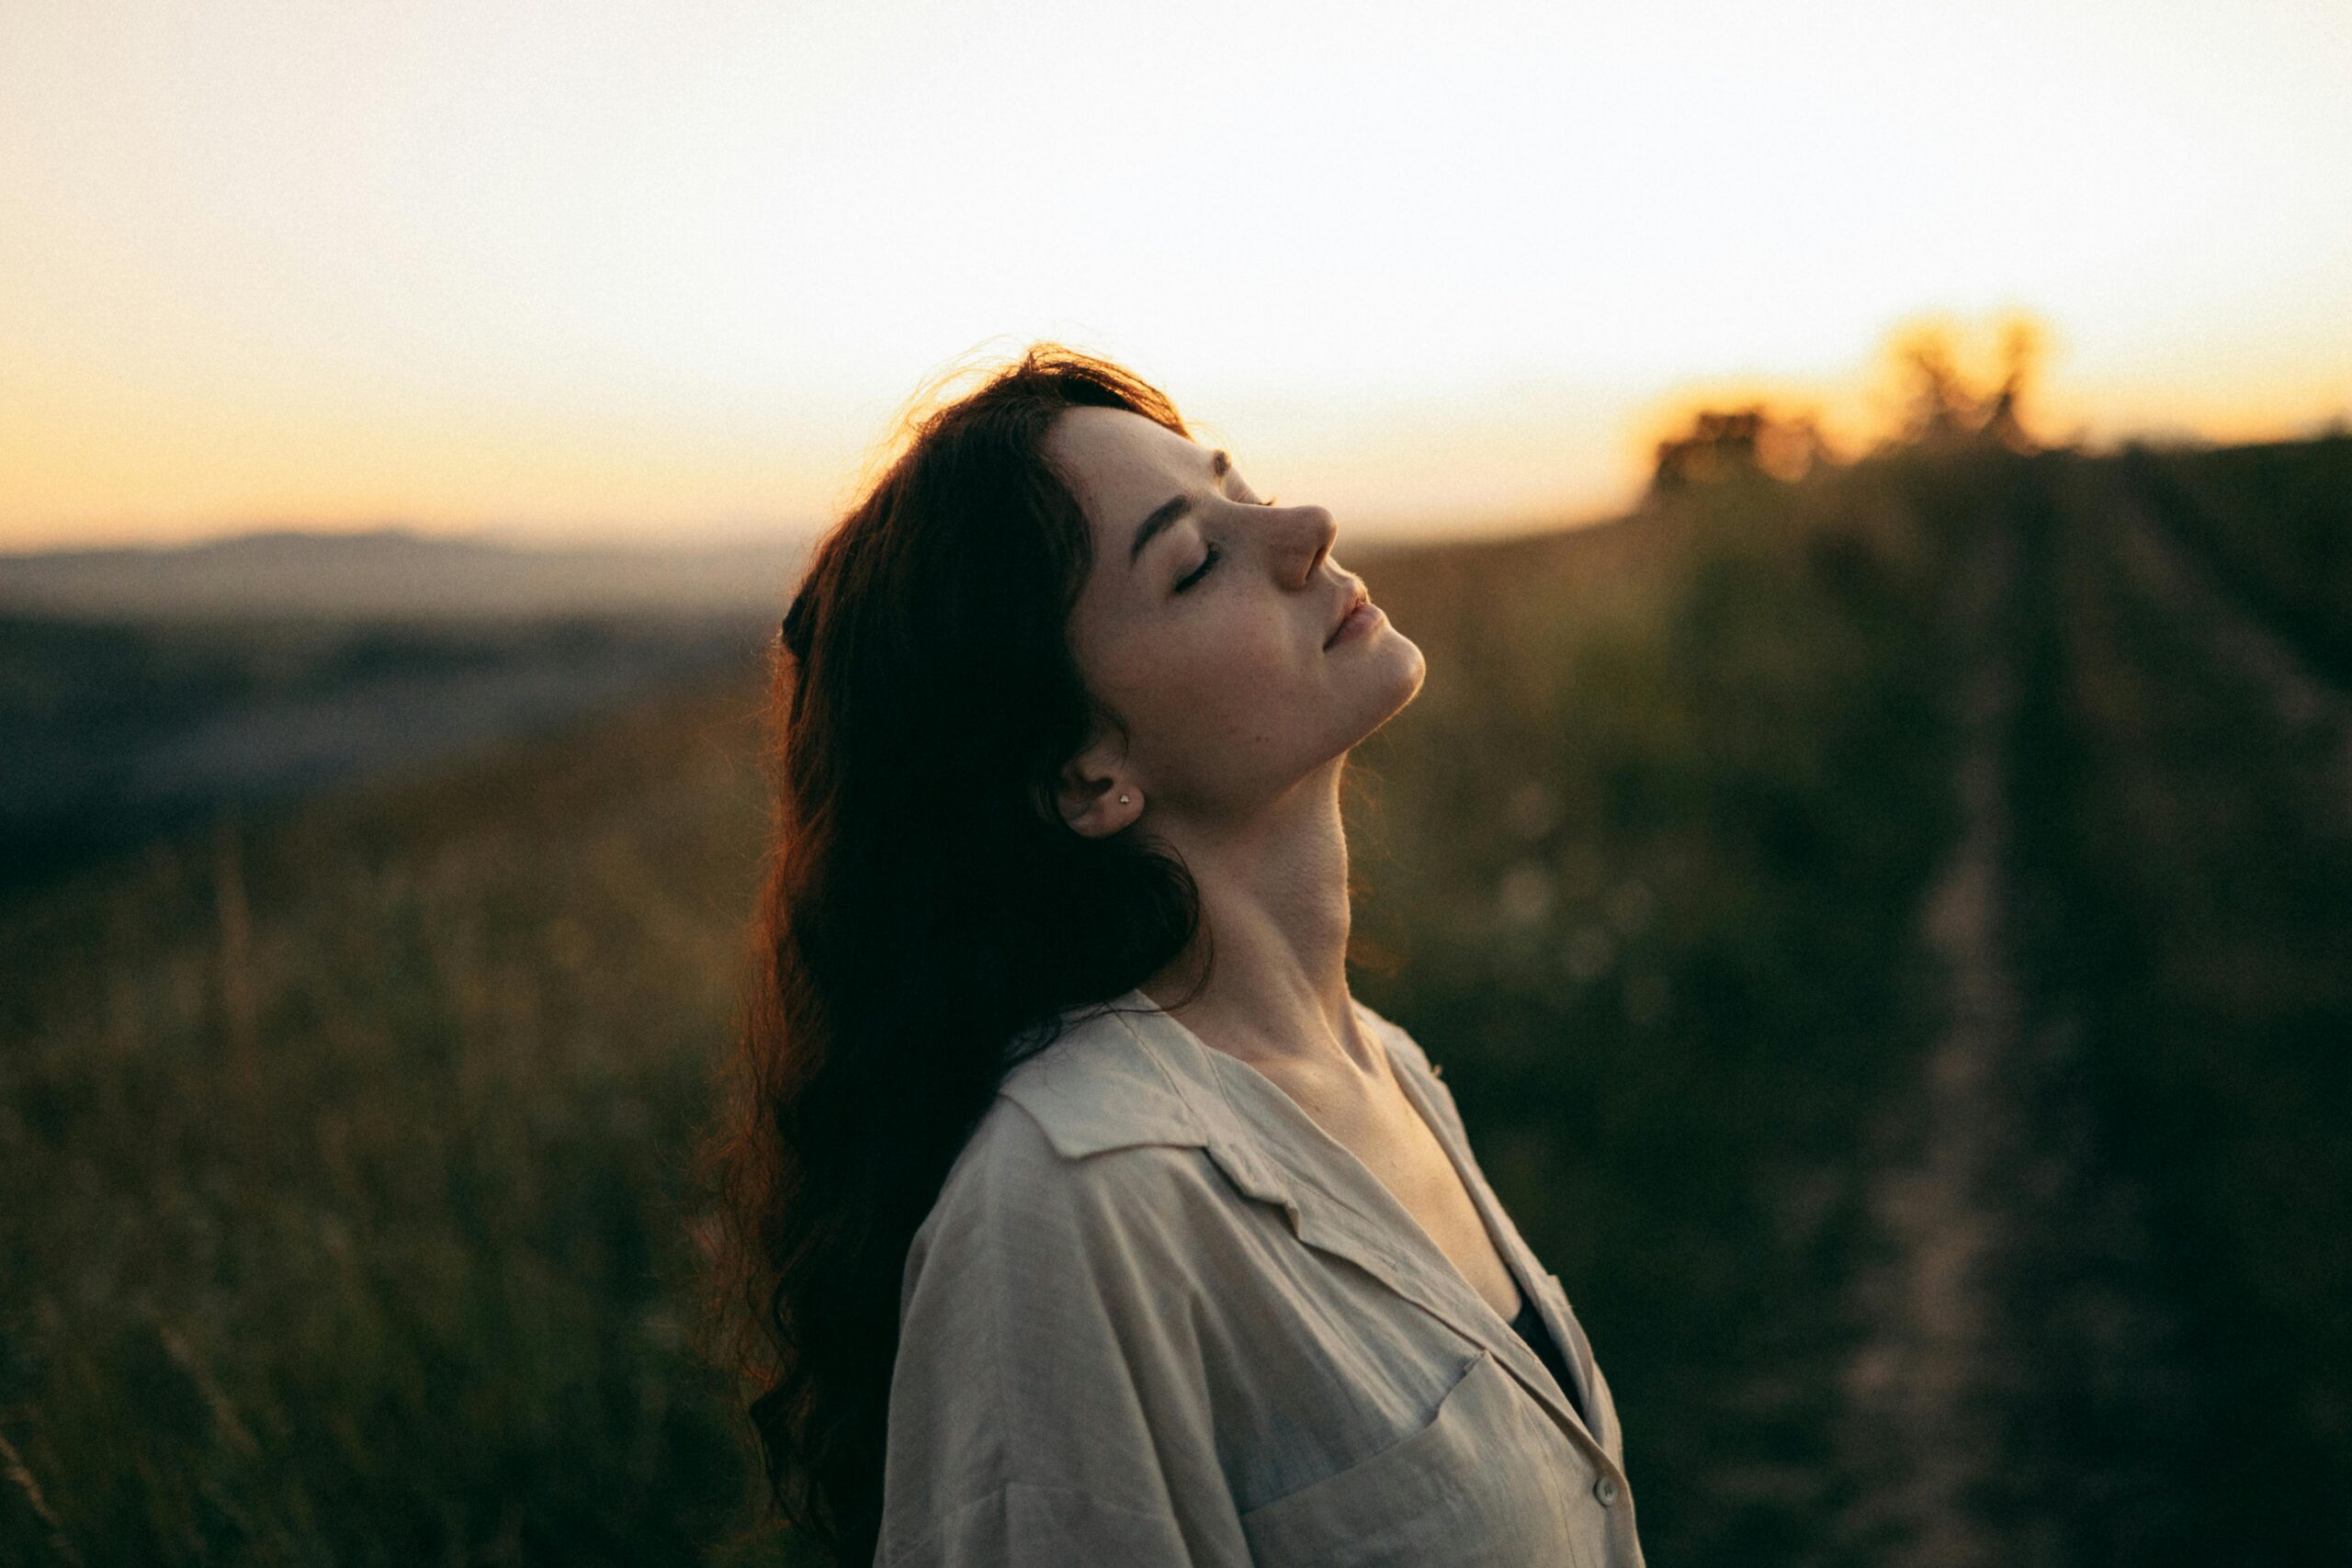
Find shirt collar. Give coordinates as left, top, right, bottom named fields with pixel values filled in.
left=997, top=984, right=1623, bottom=1469
left=999, top=987, right=1293, bottom=1206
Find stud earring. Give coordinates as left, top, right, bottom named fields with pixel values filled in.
left=1119, top=794, right=1131, bottom=804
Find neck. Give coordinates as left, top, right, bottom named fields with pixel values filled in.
left=1138, top=757, right=1379, bottom=1077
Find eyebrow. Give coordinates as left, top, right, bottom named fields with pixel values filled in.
left=1128, top=449, right=1231, bottom=570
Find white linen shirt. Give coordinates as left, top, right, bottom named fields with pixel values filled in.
left=876, top=987, right=1646, bottom=1567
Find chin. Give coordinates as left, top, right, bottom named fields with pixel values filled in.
left=1344, top=633, right=1427, bottom=740
left=1386, top=643, right=1428, bottom=714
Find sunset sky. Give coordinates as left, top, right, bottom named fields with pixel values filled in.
left=5, top=0, right=2347, bottom=549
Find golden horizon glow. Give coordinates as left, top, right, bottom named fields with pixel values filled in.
left=5, top=0, right=2348, bottom=550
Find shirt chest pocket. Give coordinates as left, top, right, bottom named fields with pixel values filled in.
left=1237, top=1347, right=1610, bottom=1568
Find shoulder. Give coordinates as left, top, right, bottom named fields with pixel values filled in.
left=993, top=998, right=1210, bottom=1160
left=904, top=1005, right=1230, bottom=1292
left=920, top=1093, right=1225, bottom=1261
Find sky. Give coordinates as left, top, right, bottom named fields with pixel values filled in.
left=4, top=0, right=2348, bottom=549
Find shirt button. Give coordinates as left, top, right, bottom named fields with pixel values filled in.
left=1593, top=1475, right=1620, bottom=1506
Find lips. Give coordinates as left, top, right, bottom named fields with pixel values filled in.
left=1325, top=581, right=1370, bottom=649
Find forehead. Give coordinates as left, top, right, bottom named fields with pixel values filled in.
left=1044, top=405, right=1206, bottom=538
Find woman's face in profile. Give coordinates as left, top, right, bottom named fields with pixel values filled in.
left=1046, top=405, right=1425, bottom=834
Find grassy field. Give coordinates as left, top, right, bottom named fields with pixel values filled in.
left=3, top=437, right=2345, bottom=1564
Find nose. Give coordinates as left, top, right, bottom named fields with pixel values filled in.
left=1278, top=502, right=1338, bottom=587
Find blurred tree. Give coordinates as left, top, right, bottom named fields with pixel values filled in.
left=1980, top=317, right=2044, bottom=453
left=1885, top=314, right=2045, bottom=454
left=1650, top=403, right=1835, bottom=493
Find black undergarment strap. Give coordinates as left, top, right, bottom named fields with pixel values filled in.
left=1507, top=1289, right=1590, bottom=1430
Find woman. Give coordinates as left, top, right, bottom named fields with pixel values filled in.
left=712, top=345, right=1644, bottom=1566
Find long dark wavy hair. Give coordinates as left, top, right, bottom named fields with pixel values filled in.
left=707, top=344, right=1216, bottom=1566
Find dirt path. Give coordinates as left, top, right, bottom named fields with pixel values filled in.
left=1824, top=509, right=2027, bottom=1568
left=1822, top=463, right=2217, bottom=1565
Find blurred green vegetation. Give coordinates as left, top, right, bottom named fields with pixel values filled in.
left=3, top=432, right=2346, bottom=1564
left=2120, top=434, right=2352, bottom=683
left=2005, top=447, right=2352, bottom=1562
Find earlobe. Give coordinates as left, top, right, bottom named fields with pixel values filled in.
left=1056, top=709, right=1141, bottom=836
left=1054, top=763, right=1140, bottom=839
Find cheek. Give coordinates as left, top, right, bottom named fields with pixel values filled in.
left=1130, top=617, right=1307, bottom=750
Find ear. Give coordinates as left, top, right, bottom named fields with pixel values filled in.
left=1055, top=728, right=1143, bottom=839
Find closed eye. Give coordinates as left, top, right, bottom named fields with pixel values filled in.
left=1176, top=543, right=1219, bottom=592
left=1174, top=495, right=1278, bottom=593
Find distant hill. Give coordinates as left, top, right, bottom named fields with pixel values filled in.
left=0, top=525, right=818, bottom=620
